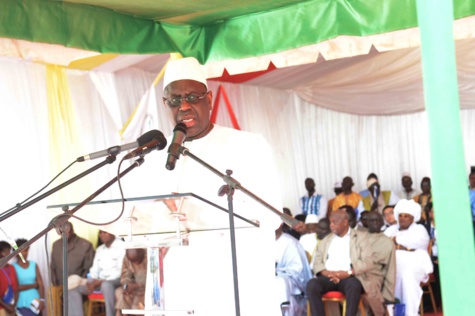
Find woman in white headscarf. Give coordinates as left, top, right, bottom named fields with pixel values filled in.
left=384, top=199, right=433, bottom=316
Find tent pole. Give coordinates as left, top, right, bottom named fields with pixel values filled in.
left=416, top=0, right=475, bottom=315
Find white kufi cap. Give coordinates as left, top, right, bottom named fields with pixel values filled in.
left=163, top=57, right=208, bottom=91
left=394, top=199, right=422, bottom=222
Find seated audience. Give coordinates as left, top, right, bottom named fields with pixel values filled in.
left=384, top=199, right=433, bottom=316
left=275, top=223, right=312, bottom=316
left=397, top=173, right=420, bottom=200
left=72, top=230, right=125, bottom=316
left=115, top=248, right=147, bottom=314
left=13, top=239, right=45, bottom=316
left=0, top=241, right=19, bottom=316
left=331, top=176, right=362, bottom=213
left=307, top=210, right=384, bottom=316
left=366, top=212, right=396, bottom=309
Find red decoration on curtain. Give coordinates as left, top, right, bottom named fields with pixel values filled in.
left=210, top=85, right=241, bottom=130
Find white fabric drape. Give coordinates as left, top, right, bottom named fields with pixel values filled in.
left=247, top=37, right=475, bottom=115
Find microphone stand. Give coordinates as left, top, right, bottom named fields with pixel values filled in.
left=0, top=157, right=145, bottom=316
left=0, top=155, right=117, bottom=223
left=177, top=145, right=298, bottom=316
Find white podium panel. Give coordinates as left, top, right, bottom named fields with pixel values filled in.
left=47, top=192, right=258, bottom=238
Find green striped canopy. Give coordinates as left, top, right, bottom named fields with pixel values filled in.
left=1, top=0, right=474, bottom=64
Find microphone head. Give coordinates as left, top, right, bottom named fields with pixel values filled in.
left=174, top=122, right=187, bottom=135
left=137, top=130, right=162, bottom=146
left=155, top=131, right=167, bottom=150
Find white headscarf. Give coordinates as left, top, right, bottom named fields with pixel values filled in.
left=394, top=199, right=422, bottom=222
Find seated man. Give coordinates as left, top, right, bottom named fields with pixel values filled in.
left=382, top=205, right=397, bottom=231
left=71, top=230, right=125, bottom=316
left=384, top=200, right=433, bottom=316
left=358, top=178, right=400, bottom=214
left=115, top=248, right=147, bottom=314
left=366, top=211, right=396, bottom=312
left=275, top=223, right=312, bottom=316
left=307, top=209, right=383, bottom=316
left=299, top=216, right=331, bottom=270
left=299, top=214, right=319, bottom=261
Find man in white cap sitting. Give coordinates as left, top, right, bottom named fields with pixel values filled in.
left=122, top=57, right=286, bottom=315
left=384, top=199, right=433, bottom=316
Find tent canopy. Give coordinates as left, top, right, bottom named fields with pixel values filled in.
left=1, top=0, right=475, bottom=64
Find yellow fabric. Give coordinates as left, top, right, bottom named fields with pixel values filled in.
left=332, top=192, right=363, bottom=211
left=67, top=53, right=119, bottom=70
left=120, top=53, right=183, bottom=137
left=45, top=65, right=98, bottom=245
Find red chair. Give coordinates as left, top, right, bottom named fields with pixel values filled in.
left=307, top=291, right=366, bottom=316
left=86, top=292, right=106, bottom=316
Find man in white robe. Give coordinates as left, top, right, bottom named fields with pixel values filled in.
left=275, top=223, right=312, bottom=316
left=121, top=57, right=285, bottom=316
left=384, top=199, right=433, bottom=316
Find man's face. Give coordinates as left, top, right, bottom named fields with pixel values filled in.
left=369, top=183, right=380, bottom=195
left=398, top=213, right=414, bottom=230
left=330, top=212, right=349, bottom=237
left=470, top=174, right=475, bottom=188
left=306, top=223, right=318, bottom=233
left=316, top=222, right=330, bottom=239
left=342, top=177, right=353, bottom=191
left=367, top=212, right=383, bottom=233
left=305, top=179, right=315, bottom=192
left=0, top=247, right=10, bottom=258
left=163, top=80, right=213, bottom=141
left=360, top=212, right=369, bottom=228
left=383, top=207, right=396, bottom=225
left=99, top=231, right=115, bottom=245
left=402, top=176, right=412, bottom=189
left=421, top=180, right=431, bottom=194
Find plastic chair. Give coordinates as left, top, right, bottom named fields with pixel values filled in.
left=307, top=291, right=366, bottom=316
left=86, top=292, right=106, bottom=316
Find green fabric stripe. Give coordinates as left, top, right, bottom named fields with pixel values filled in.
left=417, top=0, right=475, bottom=315
left=0, top=0, right=475, bottom=63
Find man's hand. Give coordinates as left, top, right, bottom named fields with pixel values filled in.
left=292, top=221, right=306, bottom=232
left=86, top=279, right=102, bottom=292
left=322, top=270, right=352, bottom=284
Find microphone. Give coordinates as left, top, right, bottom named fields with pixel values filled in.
left=165, top=123, right=187, bottom=171
left=76, top=130, right=163, bottom=162
left=123, top=131, right=167, bottom=159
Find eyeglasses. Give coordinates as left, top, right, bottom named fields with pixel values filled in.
left=163, top=91, right=209, bottom=108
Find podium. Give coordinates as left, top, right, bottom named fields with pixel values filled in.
left=47, top=193, right=259, bottom=315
